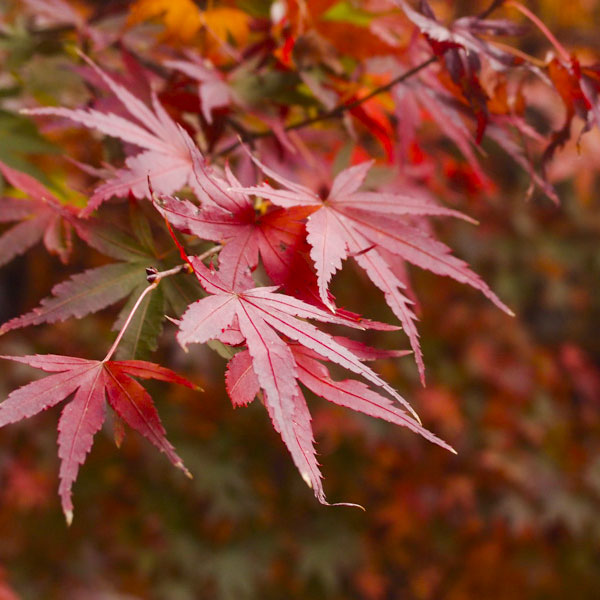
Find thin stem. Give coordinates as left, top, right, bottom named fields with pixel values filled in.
left=214, top=56, right=437, bottom=157
left=490, top=40, right=547, bottom=67
left=506, top=1, right=571, bottom=63
left=146, top=263, right=191, bottom=283
left=102, top=246, right=221, bottom=362
left=195, top=244, right=223, bottom=262
left=103, top=282, right=158, bottom=362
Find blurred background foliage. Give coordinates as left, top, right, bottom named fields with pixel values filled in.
left=0, top=0, right=599, bottom=598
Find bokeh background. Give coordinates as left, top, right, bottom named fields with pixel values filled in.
left=0, top=1, right=599, bottom=598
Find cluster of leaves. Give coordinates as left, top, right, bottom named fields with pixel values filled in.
left=0, top=0, right=598, bottom=525
left=1, top=183, right=599, bottom=599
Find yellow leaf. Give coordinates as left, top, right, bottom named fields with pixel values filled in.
left=128, top=0, right=203, bottom=43
left=128, top=1, right=250, bottom=47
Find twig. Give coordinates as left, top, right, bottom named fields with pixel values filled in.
left=102, top=245, right=221, bottom=361
left=214, top=56, right=438, bottom=157
left=478, top=0, right=506, bottom=20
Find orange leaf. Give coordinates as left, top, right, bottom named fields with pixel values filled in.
left=128, top=0, right=203, bottom=43
left=202, top=7, right=250, bottom=47
left=128, top=0, right=249, bottom=47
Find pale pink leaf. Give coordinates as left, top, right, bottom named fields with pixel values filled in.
left=251, top=298, right=421, bottom=421
left=329, top=161, right=374, bottom=200
left=225, top=350, right=260, bottom=407
left=293, top=349, right=454, bottom=452
left=306, top=206, right=349, bottom=307
left=339, top=193, right=476, bottom=222
left=264, top=386, right=326, bottom=502
left=23, top=107, right=171, bottom=154
left=235, top=301, right=298, bottom=406
left=0, top=368, right=89, bottom=427
left=57, top=366, right=107, bottom=522
left=0, top=354, right=94, bottom=372
left=177, top=294, right=238, bottom=349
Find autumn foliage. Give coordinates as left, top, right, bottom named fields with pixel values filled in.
left=0, top=0, right=599, bottom=597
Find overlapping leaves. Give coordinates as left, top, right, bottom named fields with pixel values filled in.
left=3, top=0, right=592, bottom=519
left=231, top=153, right=512, bottom=383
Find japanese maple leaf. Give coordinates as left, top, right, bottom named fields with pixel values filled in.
left=23, top=55, right=201, bottom=214
left=0, top=161, right=74, bottom=266
left=392, top=56, right=559, bottom=202
left=392, top=67, right=490, bottom=184
left=0, top=206, right=160, bottom=336
left=231, top=155, right=512, bottom=383
left=22, top=0, right=108, bottom=48
left=155, top=145, right=398, bottom=326
left=155, top=142, right=323, bottom=298
left=174, top=257, right=452, bottom=503
left=396, top=0, right=533, bottom=142
left=0, top=354, right=195, bottom=524
left=540, top=56, right=600, bottom=163
left=225, top=343, right=452, bottom=502
left=396, top=0, right=526, bottom=71
left=166, top=54, right=235, bottom=124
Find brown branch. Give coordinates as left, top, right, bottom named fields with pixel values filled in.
left=214, top=55, right=438, bottom=158
left=478, top=0, right=506, bottom=20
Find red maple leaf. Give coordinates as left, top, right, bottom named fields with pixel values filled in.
left=0, top=161, right=75, bottom=265
left=225, top=342, right=451, bottom=504
left=155, top=143, right=315, bottom=293
left=231, top=153, right=512, bottom=383
left=172, top=256, right=452, bottom=504
left=0, top=354, right=196, bottom=523
left=155, top=141, right=396, bottom=329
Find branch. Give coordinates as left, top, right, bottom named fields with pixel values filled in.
left=478, top=0, right=506, bottom=20
left=214, top=56, right=438, bottom=157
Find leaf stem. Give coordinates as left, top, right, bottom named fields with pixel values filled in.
left=145, top=263, right=191, bottom=283
left=506, top=0, right=571, bottom=63
left=214, top=56, right=437, bottom=157
left=102, top=247, right=220, bottom=362
left=103, top=282, right=159, bottom=362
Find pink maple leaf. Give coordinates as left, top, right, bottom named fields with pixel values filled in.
left=174, top=257, right=452, bottom=504
left=0, top=354, right=195, bottom=523
left=230, top=153, right=512, bottom=383
left=22, top=55, right=202, bottom=214
left=166, top=54, right=235, bottom=124
left=0, top=161, right=75, bottom=265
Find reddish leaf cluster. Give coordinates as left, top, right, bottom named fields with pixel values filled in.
left=0, top=0, right=596, bottom=522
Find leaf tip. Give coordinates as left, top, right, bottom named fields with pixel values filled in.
left=178, top=462, right=193, bottom=479
left=301, top=471, right=312, bottom=488
left=332, top=501, right=366, bottom=511
left=64, top=509, right=74, bottom=527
